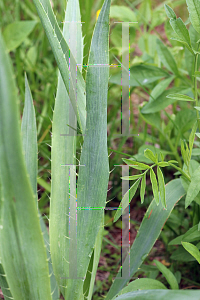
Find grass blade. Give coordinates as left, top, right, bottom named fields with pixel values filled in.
left=105, top=179, right=185, bottom=300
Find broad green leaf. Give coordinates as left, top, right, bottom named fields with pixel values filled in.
left=171, top=244, right=200, bottom=262
left=139, top=0, right=151, bottom=24
left=109, top=64, right=169, bottom=87
left=170, top=18, right=191, bottom=47
left=166, top=93, right=195, bottom=101
left=182, top=242, right=200, bottom=263
left=150, top=76, right=175, bottom=100
left=174, top=109, right=196, bottom=134
left=105, top=179, right=185, bottom=300
left=194, top=106, right=200, bottom=111
left=140, top=173, right=146, bottom=204
left=186, top=0, right=200, bottom=35
left=144, top=149, right=157, bottom=163
left=141, top=87, right=191, bottom=114
left=156, top=39, right=179, bottom=75
left=150, top=168, right=159, bottom=205
left=122, top=158, right=150, bottom=170
left=21, top=74, right=59, bottom=300
left=182, top=225, right=200, bottom=243
left=111, top=278, right=167, bottom=299
left=2, top=20, right=37, bottom=52
left=139, top=110, right=162, bottom=131
left=154, top=260, right=179, bottom=289
left=114, top=178, right=141, bottom=223
left=112, top=290, right=200, bottom=299
left=171, top=35, right=195, bottom=55
left=185, top=166, right=200, bottom=208
left=110, top=5, right=137, bottom=22
left=157, top=166, right=166, bottom=208
left=0, top=30, right=51, bottom=300
left=164, top=4, right=177, bottom=20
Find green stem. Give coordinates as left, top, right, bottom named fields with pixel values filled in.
left=194, top=43, right=200, bottom=132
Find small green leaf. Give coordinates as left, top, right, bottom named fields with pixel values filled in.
left=154, top=260, right=179, bottom=289
left=160, top=152, right=164, bottom=162
left=164, top=4, right=177, bottom=20
left=185, top=166, right=200, bottom=208
left=186, top=0, right=200, bottom=35
left=182, top=242, right=200, bottom=264
left=157, top=166, right=166, bottom=208
left=166, top=93, right=195, bottom=101
left=158, top=162, right=169, bottom=167
left=170, top=18, right=191, bottom=47
left=144, top=149, right=157, bottom=163
left=150, top=168, right=159, bottom=205
left=121, top=174, right=143, bottom=180
left=168, top=160, right=178, bottom=163
left=122, top=158, right=150, bottom=170
left=189, top=120, right=198, bottom=158
left=140, top=173, right=146, bottom=204
left=156, top=39, right=179, bottom=75
left=114, top=178, right=141, bottom=222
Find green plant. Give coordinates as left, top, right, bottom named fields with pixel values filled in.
left=1, top=0, right=200, bottom=300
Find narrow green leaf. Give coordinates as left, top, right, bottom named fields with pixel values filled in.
left=189, top=120, right=198, bottom=158
left=121, top=174, right=143, bottom=180
left=49, top=0, right=83, bottom=298
left=21, top=74, right=59, bottom=300
left=110, top=290, right=200, bottom=300
left=164, top=4, right=177, bottom=20
left=105, top=179, right=185, bottom=299
left=185, top=166, right=200, bottom=208
left=21, top=73, right=37, bottom=201
left=0, top=30, right=51, bottom=300
left=186, top=0, right=200, bottom=35
left=63, top=1, right=111, bottom=299
left=150, top=168, right=159, bottom=205
left=140, top=173, right=146, bottom=204
left=158, top=162, right=170, bottom=167
left=144, top=149, right=157, bottom=163
left=111, top=278, right=167, bottom=299
left=157, top=166, right=166, bottom=208
left=156, top=39, right=179, bottom=75
left=114, top=178, right=141, bottom=223
left=154, top=260, right=179, bottom=289
left=150, top=76, right=175, bottom=100
left=166, top=93, right=195, bottom=101
left=122, top=158, right=150, bottom=170
left=33, top=0, right=86, bottom=135
left=170, top=18, right=191, bottom=47
left=182, top=242, right=200, bottom=263
left=2, top=21, right=37, bottom=52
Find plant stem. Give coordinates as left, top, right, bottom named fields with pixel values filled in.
left=194, top=44, right=200, bottom=132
